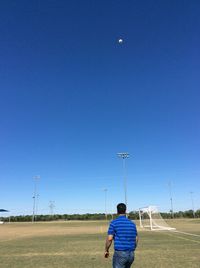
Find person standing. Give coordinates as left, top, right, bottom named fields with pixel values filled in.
left=104, top=203, right=138, bottom=268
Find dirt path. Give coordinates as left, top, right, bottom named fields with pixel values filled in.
left=0, top=222, right=106, bottom=242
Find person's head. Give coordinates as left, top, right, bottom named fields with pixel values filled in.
left=117, top=203, right=126, bottom=215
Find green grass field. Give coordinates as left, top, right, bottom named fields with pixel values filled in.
left=0, top=219, right=200, bottom=267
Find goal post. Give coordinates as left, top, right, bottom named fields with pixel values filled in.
left=139, top=206, right=175, bottom=231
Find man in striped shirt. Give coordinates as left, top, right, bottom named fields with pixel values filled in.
left=104, top=203, right=138, bottom=268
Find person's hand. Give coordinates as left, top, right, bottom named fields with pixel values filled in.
left=104, top=251, right=109, bottom=258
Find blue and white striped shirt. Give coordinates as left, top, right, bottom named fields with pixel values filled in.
left=108, top=215, right=137, bottom=251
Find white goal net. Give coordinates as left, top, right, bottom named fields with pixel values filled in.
left=139, top=206, right=175, bottom=231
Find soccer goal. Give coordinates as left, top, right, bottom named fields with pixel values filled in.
left=139, top=206, right=175, bottom=231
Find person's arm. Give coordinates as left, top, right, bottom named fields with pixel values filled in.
left=135, top=225, right=139, bottom=248
left=104, top=235, right=113, bottom=258
left=136, top=235, right=139, bottom=248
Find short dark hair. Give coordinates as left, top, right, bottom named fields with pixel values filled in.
left=117, top=203, right=126, bottom=214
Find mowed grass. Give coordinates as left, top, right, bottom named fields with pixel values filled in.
left=0, top=219, right=200, bottom=267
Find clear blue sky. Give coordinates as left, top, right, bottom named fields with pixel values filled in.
left=0, top=0, right=200, bottom=215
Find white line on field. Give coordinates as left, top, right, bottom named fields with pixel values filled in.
left=166, top=232, right=200, bottom=244
left=171, top=230, right=200, bottom=238
left=142, top=228, right=200, bottom=244
left=143, top=228, right=200, bottom=238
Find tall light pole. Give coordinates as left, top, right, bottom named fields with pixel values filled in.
left=103, top=189, right=108, bottom=220
left=49, top=201, right=55, bottom=217
left=117, top=152, right=129, bottom=210
left=32, top=175, right=40, bottom=222
left=168, top=181, right=174, bottom=218
left=190, top=191, right=195, bottom=218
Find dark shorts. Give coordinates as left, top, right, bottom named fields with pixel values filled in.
left=113, top=250, right=135, bottom=268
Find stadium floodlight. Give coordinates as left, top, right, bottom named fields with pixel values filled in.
left=190, top=192, right=195, bottom=218
left=117, top=152, right=129, bottom=210
left=32, top=175, right=40, bottom=223
left=139, top=206, right=176, bottom=231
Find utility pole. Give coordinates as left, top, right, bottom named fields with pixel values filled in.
left=103, top=189, right=108, bottom=220
left=32, top=175, right=40, bottom=222
left=117, top=152, right=129, bottom=210
left=190, top=192, right=195, bottom=218
left=168, top=181, right=174, bottom=218
left=49, top=201, right=55, bottom=217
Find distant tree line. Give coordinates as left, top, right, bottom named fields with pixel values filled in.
left=160, top=210, right=200, bottom=219
left=1, top=209, right=200, bottom=222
